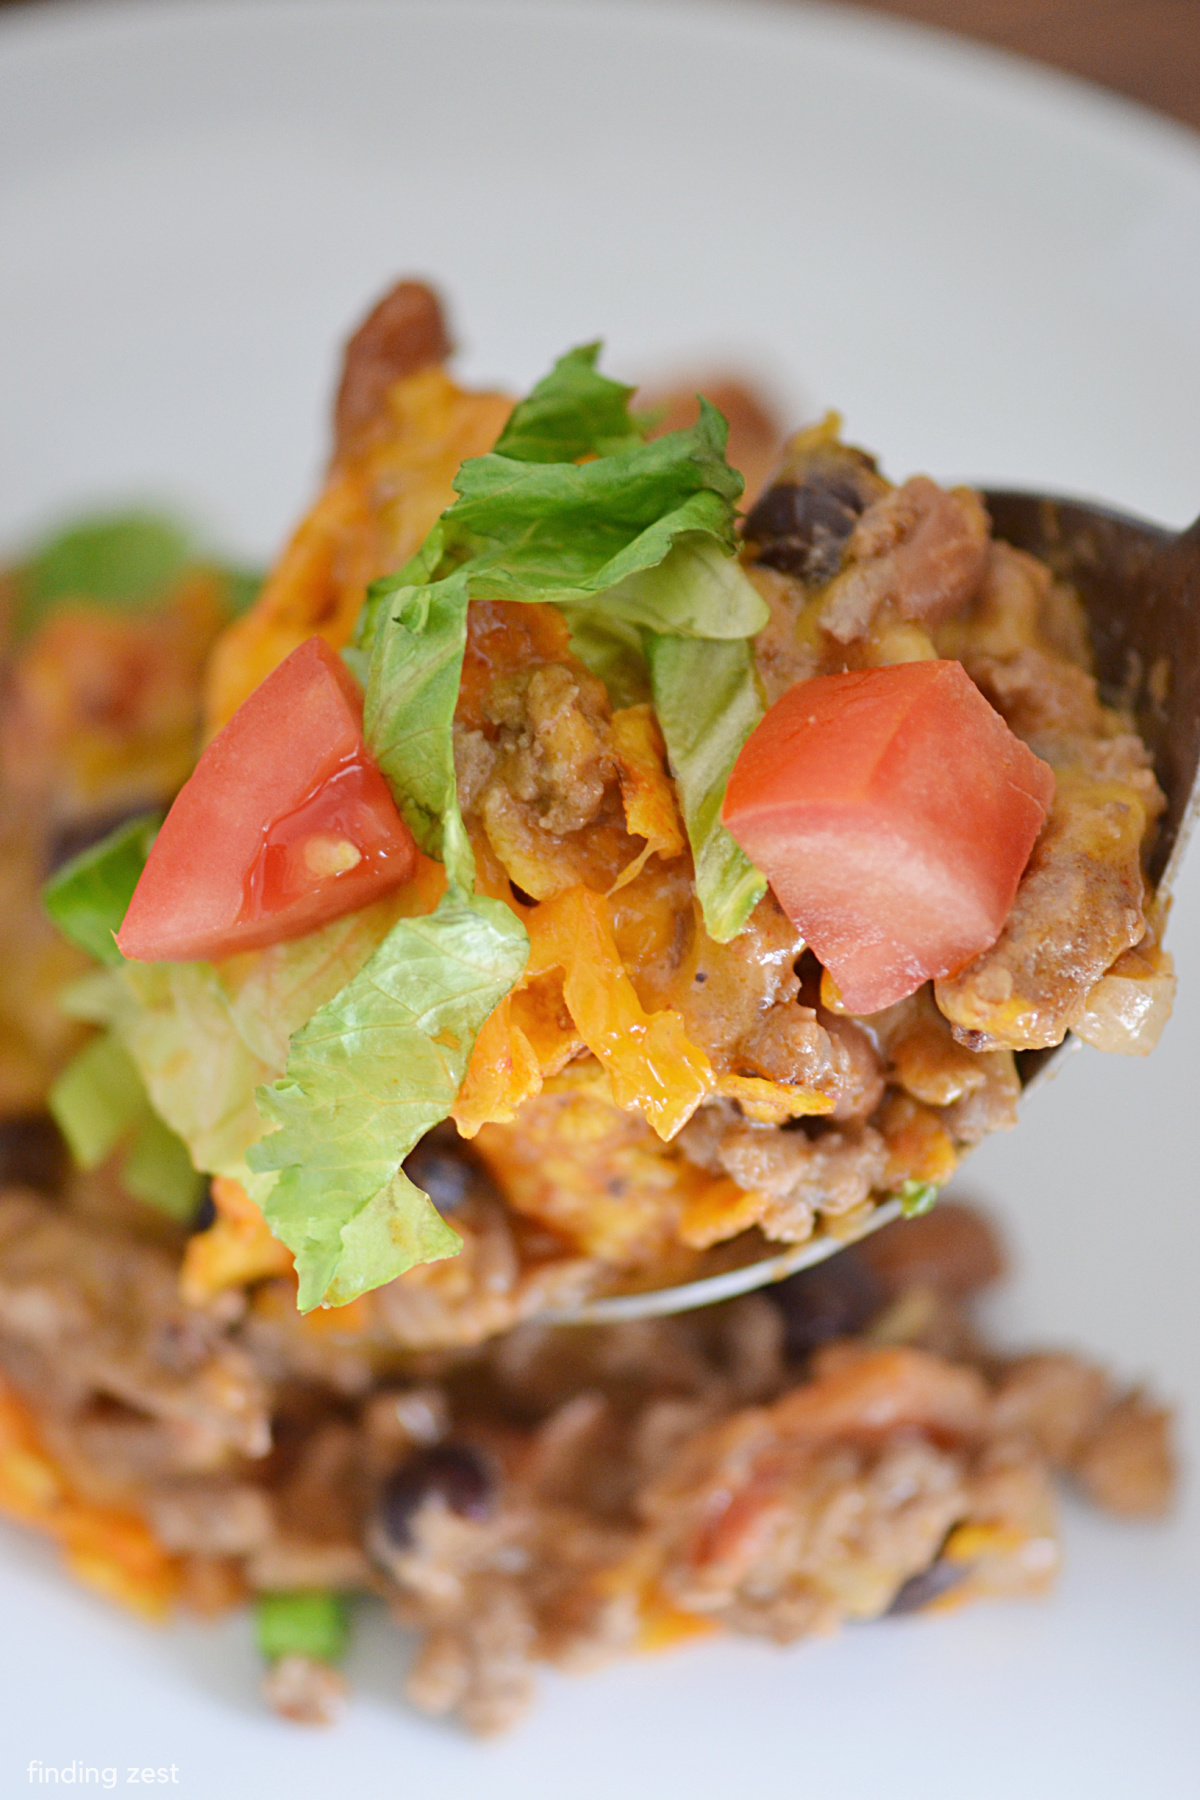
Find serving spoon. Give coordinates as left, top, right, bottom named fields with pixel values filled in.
left=544, top=491, right=1200, bottom=1324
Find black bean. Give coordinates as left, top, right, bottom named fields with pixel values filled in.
left=402, top=1140, right=474, bottom=1212
left=0, top=1113, right=70, bottom=1196
left=378, top=1444, right=495, bottom=1548
left=886, top=1557, right=968, bottom=1615
left=191, top=1182, right=217, bottom=1233
left=744, top=471, right=873, bottom=584
left=767, top=1247, right=885, bottom=1361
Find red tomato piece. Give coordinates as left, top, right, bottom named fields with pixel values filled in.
left=117, top=636, right=418, bottom=962
left=721, top=660, right=1055, bottom=1013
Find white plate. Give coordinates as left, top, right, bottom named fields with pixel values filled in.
left=1, top=2, right=1198, bottom=1794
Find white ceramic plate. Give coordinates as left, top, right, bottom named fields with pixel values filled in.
left=1, top=2, right=1198, bottom=1794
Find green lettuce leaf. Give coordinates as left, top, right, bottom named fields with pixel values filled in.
left=443, top=400, right=741, bottom=602
left=360, top=359, right=760, bottom=896
left=217, top=891, right=418, bottom=1071
left=352, top=527, right=447, bottom=668
left=121, top=1111, right=205, bottom=1220
left=648, top=633, right=767, bottom=942
left=256, top=1590, right=350, bottom=1666
left=62, top=894, right=410, bottom=1208
left=46, top=814, right=276, bottom=1204
left=248, top=889, right=528, bottom=1310
left=566, top=610, right=652, bottom=708
left=19, top=512, right=192, bottom=615
left=42, top=813, right=163, bottom=966
left=491, top=343, right=642, bottom=464
left=66, top=960, right=275, bottom=1199
left=560, top=535, right=768, bottom=713
left=899, top=1178, right=939, bottom=1218
left=11, top=509, right=262, bottom=635
left=48, top=1032, right=147, bottom=1168
left=573, top=533, right=768, bottom=639
left=47, top=1026, right=204, bottom=1220
left=362, top=562, right=475, bottom=891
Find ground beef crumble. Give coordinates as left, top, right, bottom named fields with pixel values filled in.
left=0, top=1187, right=1174, bottom=1735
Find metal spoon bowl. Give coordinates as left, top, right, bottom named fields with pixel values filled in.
left=542, top=493, right=1200, bottom=1325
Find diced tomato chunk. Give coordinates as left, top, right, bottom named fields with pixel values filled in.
left=117, top=636, right=417, bottom=962
left=721, top=660, right=1055, bottom=1013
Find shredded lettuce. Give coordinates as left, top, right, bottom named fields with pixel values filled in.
left=218, top=892, right=419, bottom=1071
left=899, top=1178, right=939, bottom=1218
left=566, top=611, right=652, bottom=708
left=59, top=863, right=523, bottom=1306
left=44, top=813, right=269, bottom=1214
left=359, top=341, right=766, bottom=898
left=64, top=962, right=275, bottom=1203
left=47, top=1027, right=204, bottom=1220
left=248, top=890, right=527, bottom=1309
left=11, top=509, right=261, bottom=635
left=576, top=535, right=767, bottom=640
left=49, top=1032, right=147, bottom=1167
left=256, top=1590, right=350, bottom=1666
left=19, top=513, right=192, bottom=616
left=441, top=409, right=739, bottom=603
left=648, top=634, right=767, bottom=941
left=362, top=554, right=475, bottom=890
left=490, top=343, right=643, bottom=463
left=40, top=342, right=775, bottom=1307
left=42, top=813, right=163, bottom=966
left=48, top=816, right=476, bottom=1289
left=121, top=1110, right=205, bottom=1220
left=357, top=346, right=762, bottom=647
left=62, top=892, right=412, bottom=1209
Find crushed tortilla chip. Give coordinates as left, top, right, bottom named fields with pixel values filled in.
left=677, top=1176, right=772, bottom=1250
left=609, top=704, right=685, bottom=890
left=472, top=1082, right=715, bottom=1265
